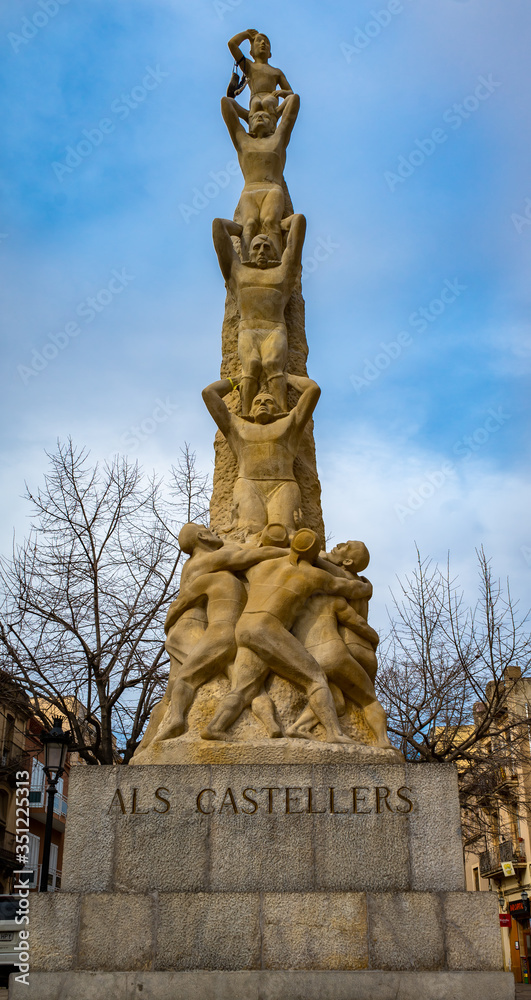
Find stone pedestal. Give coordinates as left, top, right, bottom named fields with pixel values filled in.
left=11, top=758, right=515, bottom=998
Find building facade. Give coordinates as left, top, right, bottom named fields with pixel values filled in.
left=463, top=665, right=531, bottom=985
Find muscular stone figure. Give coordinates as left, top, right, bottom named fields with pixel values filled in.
left=220, top=93, right=300, bottom=259
left=154, top=523, right=286, bottom=742
left=227, top=29, right=292, bottom=115
left=213, top=214, right=306, bottom=413
left=201, top=528, right=373, bottom=743
left=202, top=372, right=320, bottom=539
left=285, top=540, right=393, bottom=748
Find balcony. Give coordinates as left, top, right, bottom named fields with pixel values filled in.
left=476, top=765, right=519, bottom=801
left=479, top=839, right=527, bottom=878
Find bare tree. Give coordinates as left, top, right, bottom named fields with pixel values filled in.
left=377, top=547, right=531, bottom=770
left=0, top=440, right=210, bottom=764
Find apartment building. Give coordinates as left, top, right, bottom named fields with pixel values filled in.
left=462, top=665, right=531, bottom=985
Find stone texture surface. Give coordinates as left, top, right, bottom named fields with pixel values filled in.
left=155, top=892, right=261, bottom=970
left=367, top=892, right=446, bottom=971
left=406, top=762, right=465, bottom=891
left=28, top=893, right=79, bottom=971
left=131, top=726, right=397, bottom=765
left=9, top=970, right=516, bottom=1000
left=62, top=763, right=464, bottom=894
left=444, top=891, right=503, bottom=971
left=262, top=893, right=368, bottom=970
left=77, top=893, right=154, bottom=971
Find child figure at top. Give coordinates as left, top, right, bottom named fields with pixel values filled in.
left=228, top=29, right=292, bottom=115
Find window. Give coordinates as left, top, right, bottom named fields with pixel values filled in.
left=26, top=833, right=40, bottom=888
left=29, top=759, right=45, bottom=806
left=473, top=867, right=480, bottom=891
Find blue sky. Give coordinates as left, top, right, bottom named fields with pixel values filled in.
left=0, top=0, right=529, bottom=632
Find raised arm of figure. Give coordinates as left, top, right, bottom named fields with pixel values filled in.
left=336, top=600, right=380, bottom=648
left=286, top=373, right=320, bottom=434
left=221, top=544, right=287, bottom=573
left=280, top=212, right=306, bottom=280
left=322, top=575, right=373, bottom=602
left=228, top=29, right=257, bottom=68
left=221, top=96, right=248, bottom=149
left=212, top=217, right=243, bottom=287
left=202, top=376, right=240, bottom=439
left=276, top=92, right=300, bottom=146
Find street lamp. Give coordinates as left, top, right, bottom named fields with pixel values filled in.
left=39, top=718, right=71, bottom=893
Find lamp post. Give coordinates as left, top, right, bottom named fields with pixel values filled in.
left=39, top=718, right=71, bottom=893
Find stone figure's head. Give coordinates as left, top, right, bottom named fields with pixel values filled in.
left=248, top=109, right=277, bottom=138
left=178, top=522, right=223, bottom=555
left=259, top=523, right=290, bottom=548
left=250, top=392, right=281, bottom=424
left=249, top=234, right=278, bottom=267
left=327, top=540, right=370, bottom=573
left=290, top=528, right=321, bottom=566
left=250, top=32, right=271, bottom=60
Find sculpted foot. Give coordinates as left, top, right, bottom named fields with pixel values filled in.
left=200, top=727, right=232, bottom=741
left=156, top=718, right=185, bottom=742
left=285, top=724, right=319, bottom=741
left=326, top=733, right=353, bottom=745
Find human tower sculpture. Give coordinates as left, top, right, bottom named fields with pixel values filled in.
left=134, top=30, right=394, bottom=758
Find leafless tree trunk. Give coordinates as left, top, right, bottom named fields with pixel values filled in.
left=0, top=440, right=210, bottom=764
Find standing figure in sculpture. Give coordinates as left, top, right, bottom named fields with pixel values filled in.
left=227, top=29, right=292, bottom=115
left=285, top=540, right=394, bottom=749
left=220, top=92, right=300, bottom=260
left=212, top=213, right=306, bottom=414
left=153, top=523, right=286, bottom=742
left=201, top=529, right=373, bottom=744
left=202, top=372, right=319, bottom=539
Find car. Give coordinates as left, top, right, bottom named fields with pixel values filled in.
left=0, top=896, right=23, bottom=988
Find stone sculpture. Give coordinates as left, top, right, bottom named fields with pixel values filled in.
left=202, top=529, right=373, bottom=743
left=220, top=92, right=299, bottom=259
left=227, top=29, right=292, bottom=113
left=212, top=213, right=306, bottom=413
left=132, top=29, right=394, bottom=759
left=202, top=371, right=319, bottom=539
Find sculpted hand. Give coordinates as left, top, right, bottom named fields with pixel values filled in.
left=247, top=28, right=258, bottom=38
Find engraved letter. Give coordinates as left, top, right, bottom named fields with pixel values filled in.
left=107, top=789, right=126, bottom=814
left=307, top=787, right=326, bottom=814
left=396, top=786, right=414, bottom=813
left=219, top=787, right=239, bottom=814
left=241, top=788, right=258, bottom=815
left=261, top=787, right=280, bottom=814
left=375, top=787, right=393, bottom=813
left=329, top=787, right=348, bottom=814
left=131, top=788, right=149, bottom=814
left=196, top=788, right=216, bottom=814
left=352, top=787, right=372, bottom=814
left=154, top=787, right=171, bottom=813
